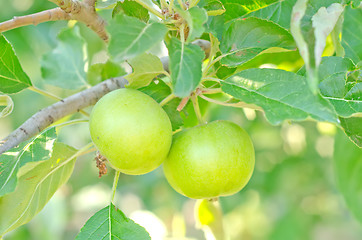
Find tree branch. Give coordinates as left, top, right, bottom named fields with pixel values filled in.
left=49, top=0, right=108, bottom=41
left=48, top=0, right=81, bottom=13
left=0, top=77, right=128, bottom=155
left=0, top=39, right=212, bottom=155
left=0, top=0, right=108, bottom=41
left=84, top=0, right=97, bottom=6
left=0, top=8, right=70, bottom=32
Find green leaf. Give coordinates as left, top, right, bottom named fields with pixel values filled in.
left=76, top=203, right=151, bottom=240
left=299, top=57, right=362, bottom=117
left=0, top=95, right=13, bottom=118
left=327, top=97, right=362, bottom=117
left=135, top=0, right=155, bottom=11
left=125, top=53, right=165, bottom=88
left=290, top=0, right=309, bottom=73
left=350, top=0, right=361, bottom=8
left=0, top=127, right=57, bottom=197
left=41, top=27, right=88, bottom=90
left=139, top=80, right=171, bottom=102
left=163, top=99, right=185, bottom=131
left=319, top=57, right=354, bottom=97
left=317, top=57, right=355, bottom=80
left=221, top=68, right=338, bottom=125
left=112, top=0, right=150, bottom=22
left=344, top=0, right=361, bottom=8
left=339, top=117, right=362, bottom=147
left=186, top=7, right=209, bottom=41
left=311, top=3, right=344, bottom=67
left=0, top=35, right=32, bottom=94
left=0, top=143, right=77, bottom=236
left=244, top=0, right=297, bottom=29
left=290, top=0, right=344, bottom=93
left=345, top=82, right=362, bottom=100
left=87, top=60, right=126, bottom=86
left=220, top=0, right=279, bottom=22
left=210, top=31, right=220, bottom=52
left=331, top=9, right=344, bottom=57
left=324, top=67, right=362, bottom=117
left=298, top=56, right=356, bottom=98
left=298, top=56, right=355, bottom=77
left=215, top=64, right=236, bottom=79
left=334, top=131, right=362, bottom=223
left=220, top=17, right=296, bottom=67
left=342, top=6, right=362, bottom=64
left=108, top=15, right=168, bottom=62
left=320, top=73, right=349, bottom=99
left=139, top=80, right=184, bottom=131
left=168, top=38, right=205, bottom=97
left=205, top=15, right=225, bottom=40
left=201, top=0, right=226, bottom=16
left=175, top=6, right=208, bottom=41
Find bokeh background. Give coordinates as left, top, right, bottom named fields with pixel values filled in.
left=1, top=1, right=362, bottom=239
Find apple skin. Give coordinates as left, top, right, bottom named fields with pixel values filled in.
left=89, top=88, right=172, bottom=175
left=163, top=120, right=255, bottom=199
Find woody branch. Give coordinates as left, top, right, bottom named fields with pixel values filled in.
left=0, top=0, right=108, bottom=41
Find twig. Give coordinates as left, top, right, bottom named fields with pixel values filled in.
left=177, top=96, right=190, bottom=111
left=0, top=77, right=128, bottom=155
left=0, top=8, right=70, bottom=32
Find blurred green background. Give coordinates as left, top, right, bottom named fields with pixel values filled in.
left=1, top=1, right=362, bottom=239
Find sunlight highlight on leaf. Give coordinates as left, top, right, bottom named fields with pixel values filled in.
left=0, top=143, right=77, bottom=236
left=0, top=127, right=57, bottom=197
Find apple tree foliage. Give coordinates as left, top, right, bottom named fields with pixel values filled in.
left=0, top=0, right=361, bottom=239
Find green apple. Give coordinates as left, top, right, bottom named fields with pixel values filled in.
left=163, top=120, right=255, bottom=199
left=89, top=88, right=172, bottom=175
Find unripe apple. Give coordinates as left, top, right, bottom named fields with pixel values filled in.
left=89, top=88, right=172, bottom=175
left=163, top=120, right=255, bottom=199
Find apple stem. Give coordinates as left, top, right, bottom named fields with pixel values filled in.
left=191, top=93, right=205, bottom=124
left=110, top=170, right=120, bottom=203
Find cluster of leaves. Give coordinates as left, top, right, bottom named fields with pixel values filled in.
left=0, top=0, right=361, bottom=239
